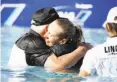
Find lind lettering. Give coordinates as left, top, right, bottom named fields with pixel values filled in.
left=104, top=45, right=117, bottom=53
left=104, top=47, right=108, bottom=53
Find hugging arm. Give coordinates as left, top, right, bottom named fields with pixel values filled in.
left=44, top=43, right=93, bottom=69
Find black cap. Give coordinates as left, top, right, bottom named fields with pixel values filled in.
left=32, top=7, right=60, bottom=26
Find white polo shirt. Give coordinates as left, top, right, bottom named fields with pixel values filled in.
left=8, top=44, right=28, bottom=67
left=80, top=37, right=117, bottom=77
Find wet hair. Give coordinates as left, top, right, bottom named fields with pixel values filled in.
left=107, top=16, right=117, bottom=34
left=75, top=25, right=84, bottom=43
left=56, top=18, right=84, bottom=44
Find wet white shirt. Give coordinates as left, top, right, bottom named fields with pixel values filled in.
left=8, top=44, right=28, bottom=67
left=80, top=37, right=117, bottom=77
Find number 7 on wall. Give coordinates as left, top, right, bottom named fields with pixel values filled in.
left=0, top=4, right=26, bottom=26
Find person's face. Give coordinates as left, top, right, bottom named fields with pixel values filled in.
left=44, top=21, right=65, bottom=46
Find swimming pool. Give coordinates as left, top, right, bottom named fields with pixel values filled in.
left=1, top=26, right=117, bottom=82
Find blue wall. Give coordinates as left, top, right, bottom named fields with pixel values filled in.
left=1, top=0, right=117, bottom=28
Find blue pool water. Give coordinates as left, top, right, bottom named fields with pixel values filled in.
left=1, top=26, right=117, bottom=82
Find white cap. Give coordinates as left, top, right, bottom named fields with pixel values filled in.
left=103, top=7, right=117, bottom=27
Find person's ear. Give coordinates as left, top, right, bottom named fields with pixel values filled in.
left=106, top=23, right=111, bottom=32
left=45, top=25, right=48, bottom=32
left=39, top=25, right=48, bottom=37
left=60, top=39, right=67, bottom=44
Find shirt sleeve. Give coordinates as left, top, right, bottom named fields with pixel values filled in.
left=80, top=49, right=96, bottom=74
left=50, top=44, right=68, bottom=57
left=50, top=41, right=77, bottom=57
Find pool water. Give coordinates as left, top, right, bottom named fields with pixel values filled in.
left=1, top=26, right=117, bottom=82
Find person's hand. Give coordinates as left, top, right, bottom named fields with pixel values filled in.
left=80, top=42, right=93, bottom=50
left=77, top=42, right=93, bottom=54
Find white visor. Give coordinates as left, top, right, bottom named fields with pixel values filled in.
left=103, top=7, right=117, bottom=28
